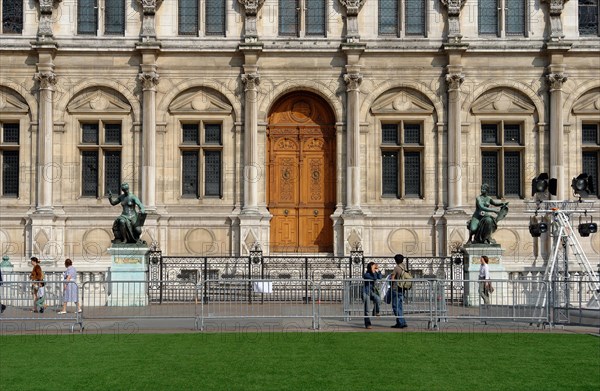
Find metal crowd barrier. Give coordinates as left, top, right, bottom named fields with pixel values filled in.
left=199, top=279, right=317, bottom=331
left=0, top=281, right=82, bottom=332
left=439, top=279, right=550, bottom=325
left=81, top=280, right=200, bottom=330
left=317, top=278, right=437, bottom=329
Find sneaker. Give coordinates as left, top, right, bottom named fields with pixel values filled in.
left=58, top=311, right=67, bottom=314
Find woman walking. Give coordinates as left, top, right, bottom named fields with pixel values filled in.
left=59, top=259, right=81, bottom=314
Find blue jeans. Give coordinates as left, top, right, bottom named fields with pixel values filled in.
left=362, top=290, right=381, bottom=326
left=391, top=289, right=407, bottom=326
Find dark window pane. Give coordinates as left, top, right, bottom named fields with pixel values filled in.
left=583, top=152, right=598, bottom=196
left=379, top=0, right=398, bottom=35
left=104, top=123, right=121, bottom=144
left=78, top=0, right=98, bottom=35
left=306, top=0, right=326, bottom=36
left=404, top=124, right=421, bottom=144
left=504, top=151, right=521, bottom=196
left=82, top=123, right=99, bottom=144
left=382, top=124, right=399, bottom=144
left=205, top=151, right=221, bottom=196
left=405, top=0, right=425, bottom=36
left=279, top=0, right=299, bottom=36
left=481, top=152, right=498, bottom=197
left=479, top=0, right=498, bottom=35
left=182, top=151, right=199, bottom=196
left=206, top=0, right=225, bottom=36
left=3, top=123, right=19, bottom=143
left=179, top=0, right=198, bottom=35
left=205, top=124, right=222, bottom=144
left=382, top=151, right=398, bottom=196
left=2, top=151, right=19, bottom=196
left=182, top=124, right=199, bottom=144
left=582, top=123, right=598, bottom=144
left=2, top=0, right=23, bottom=34
left=579, top=0, right=599, bottom=36
left=404, top=152, right=421, bottom=196
left=482, top=124, right=498, bottom=144
left=504, top=124, right=521, bottom=144
left=105, top=0, right=125, bottom=35
left=82, top=151, right=99, bottom=197
left=104, top=151, right=121, bottom=196
left=506, top=0, right=525, bottom=36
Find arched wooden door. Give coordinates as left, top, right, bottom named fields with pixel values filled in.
left=267, top=92, right=336, bottom=253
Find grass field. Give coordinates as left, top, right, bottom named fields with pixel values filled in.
left=1, top=332, right=598, bottom=390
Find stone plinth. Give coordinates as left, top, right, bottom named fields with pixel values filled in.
left=108, top=245, right=149, bottom=306
left=462, top=244, right=507, bottom=307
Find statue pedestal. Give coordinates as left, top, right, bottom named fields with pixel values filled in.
left=462, top=244, right=508, bottom=307
left=108, top=245, right=149, bottom=306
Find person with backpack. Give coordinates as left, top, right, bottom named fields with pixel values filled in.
left=30, top=257, right=44, bottom=313
left=390, top=254, right=408, bottom=329
left=362, top=262, right=383, bottom=329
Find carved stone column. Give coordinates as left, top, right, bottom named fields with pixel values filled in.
left=37, top=0, right=61, bottom=39
left=338, top=0, right=364, bottom=43
left=241, top=71, right=260, bottom=213
left=446, top=72, right=464, bottom=210
left=238, top=0, right=265, bottom=43
left=441, top=0, right=467, bottom=43
left=544, top=0, right=567, bottom=42
left=547, top=71, right=568, bottom=199
left=34, top=61, right=57, bottom=212
left=344, top=69, right=362, bottom=213
left=138, top=0, right=162, bottom=41
left=139, top=67, right=159, bottom=211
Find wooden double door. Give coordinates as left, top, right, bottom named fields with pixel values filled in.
left=268, top=93, right=335, bottom=253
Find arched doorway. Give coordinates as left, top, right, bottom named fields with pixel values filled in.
left=267, top=92, right=336, bottom=253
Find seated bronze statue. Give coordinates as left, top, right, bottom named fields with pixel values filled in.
left=467, top=183, right=509, bottom=245
left=108, top=183, right=147, bottom=245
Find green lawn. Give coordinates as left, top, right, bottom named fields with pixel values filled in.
left=1, top=332, right=598, bottom=390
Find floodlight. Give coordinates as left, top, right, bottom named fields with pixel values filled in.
left=578, top=222, right=598, bottom=237
left=571, top=173, right=595, bottom=198
left=529, top=216, right=548, bottom=238
left=531, top=173, right=557, bottom=197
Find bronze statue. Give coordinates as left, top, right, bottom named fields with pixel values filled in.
left=467, top=183, right=509, bottom=244
left=108, top=183, right=146, bottom=245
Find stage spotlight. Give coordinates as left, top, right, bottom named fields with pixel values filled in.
left=571, top=173, right=595, bottom=198
left=578, top=222, right=598, bottom=237
left=529, top=217, right=548, bottom=238
left=531, top=173, right=557, bottom=197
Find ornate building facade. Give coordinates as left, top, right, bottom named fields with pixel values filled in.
left=0, top=0, right=599, bottom=271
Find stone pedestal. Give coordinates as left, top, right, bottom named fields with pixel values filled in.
left=462, top=244, right=507, bottom=307
left=108, top=245, right=149, bottom=306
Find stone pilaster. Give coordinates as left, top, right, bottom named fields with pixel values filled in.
left=238, top=0, right=265, bottom=43
left=441, top=0, right=467, bottom=43
left=343, top=70, right=363, bottom=213
left=445, top=71, right=464, bottom=210
left=338, top=0, right=365, bottom=43
left=241, top=71, right=260, bottom=213
left=547, top=70, right=568, bottom=199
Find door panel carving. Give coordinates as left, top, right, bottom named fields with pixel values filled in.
left=268, top=93, right=335, bottom=253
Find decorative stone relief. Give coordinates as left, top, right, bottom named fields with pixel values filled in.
left=138, top=0, right=163, bottom=40
left=238, top=0, right=266, bottom=42
left=338, top=0, right=365, bottom=42
left=34, top=71, right=57, bottom=90
left=445, top=73, right=465, bottom=91
left=37, top=0, right=61, bottom=39
left=440, top=0, right=467, bottom=43
left=546, top=73, right=568, bottom=91
left=241, top=73, right=261, bottom=90
left=543, top=0, right=568, bottom=41
left=343, top=73, right=363, bottom=91
left=139, top=71, right=160, bottom=91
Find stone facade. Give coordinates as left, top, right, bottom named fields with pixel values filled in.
left=0, top=0, right=599, bottom=273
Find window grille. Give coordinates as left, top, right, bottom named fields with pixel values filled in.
left=205, top=151, right=221, bottom=196
left=481, top=152, right=498, bottom=197
left=382, top=151, right=399, bottom=196
left=104, top=151, right=121, bottom=196
left=2, top=0, right=23, bottom=34
left=306, top=0, right=326, bottom=36
left=479, top=0, right=499, bottom=35
left=279, top=0, right=299, bottom=36
left=2, top=123, right=19, bottom=143
left=2, top=151, right=19, bottom=196
left=379, top=0, right=399, bottom=35
left=82, top=151, right=99, bottom=197
left=582, top=124, right=598, bottom=144
left=205, top=0, right=225, bottom=36
left=404, top=152, right=421, bottom=196
left=579, top=0, right=599, bottom=36
left=405, top=0, right=425, bottom=36
left=182, top=151, right=199, bottom=196
left=179, top=0, right=199, bottom=35
left=105, top=0, right=125, bottom=35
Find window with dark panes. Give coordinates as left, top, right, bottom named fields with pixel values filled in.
left=79, top=122, right=122, bottom=197
left=78, top=0, right=98, bottom=35
left=379, top=0, right=426, bottom=37
left=179, top=0, right=198, bottom=35
left=381, top=122, right=424, bottom=198
left=0, top=122, right=20, bottom=196
left=582, top=123, right=599, bottom=197
left=480, top=122, right=524, bottom=198
left=2, top=0, right=23, bottom=34
left=180, top=122, right=223, bottom=198
left=479, top=0, right=499, bottom=35
left=306, top=0, right=326, bottom=36
left=206, top=0, right=226, bottom=36
left=105, top=0, right=125, bottom=35
left=278, top=0, right=326, bottom=36
left=279, top=0, right=299, bottom=36
left=505, top=0, right=526, bottom=36
left=579, top=0, right=599, bottom=36
left=479, top=0, right=526, bottom=37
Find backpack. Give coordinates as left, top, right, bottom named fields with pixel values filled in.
left=398, top=269, right=413, bottom=290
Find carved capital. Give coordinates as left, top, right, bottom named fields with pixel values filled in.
left=543, top=0, right=567, bottom=16
left=344, top=73, right=363, bottom=91
left=139, top=71, right=160, bottom=90
left=35, top=71, right=57, bottom=90
left=38, top=0, right=60, bottom=14
left=36, top=0, right=61, bottom=38
left=338, top=0, right=365, bottom=16
left=238, top=0, right=265, bottom=16
left=241, top=73, right=260, bottom=91
left=445, top=73, right=465, bottom=90
left=440, top=0, right=467, bottom=16
left=546, top=73, right=567, bottom=90
left=138, top=0, right=162, bottom=14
